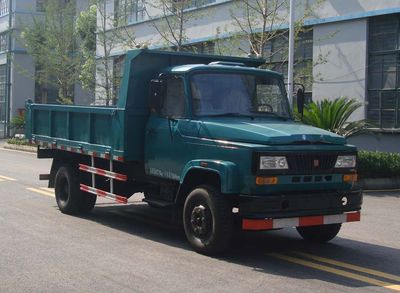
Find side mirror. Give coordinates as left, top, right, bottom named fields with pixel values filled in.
left=296, top=88, right=305, bottom=120
left=149, top=79, right=165, bottom=113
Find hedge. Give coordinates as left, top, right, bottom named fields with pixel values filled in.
left=358, top=151, right=400, bottom=179
left=6, top=138, right=35, bottom=147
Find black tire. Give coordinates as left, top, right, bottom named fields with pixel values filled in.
left=296, top=223, right=341, bottom=243
left=55, top=164, right=96, bottom=215
left=79, top=191, right=97, bottom=213
left=183, top=185, right=233, bottom=255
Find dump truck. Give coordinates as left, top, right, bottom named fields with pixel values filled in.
left=25, top=49, right=362, bottom=254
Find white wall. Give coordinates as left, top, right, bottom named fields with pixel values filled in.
left=10, top=53, right=35, bottom=116
left=312, top=19, right=367, bottom=121
left=98, top=0, right=400, bottom=57
left=347, top=133, right=400, bottom=153
left=315, top=0, right=400, bottom=19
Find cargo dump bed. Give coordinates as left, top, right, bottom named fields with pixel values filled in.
left=25, top=103, right=126, bottom=161
left=25, top=49, right=265, bottom=162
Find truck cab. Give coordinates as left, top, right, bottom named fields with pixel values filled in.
left=143, top=60, right=361, bottom=253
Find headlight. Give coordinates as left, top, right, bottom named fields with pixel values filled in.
left=260, top=156, right=288, bottom=170
left=335, top=155, right=356, bottom=168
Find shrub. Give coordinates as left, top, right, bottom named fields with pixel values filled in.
left=358, top=151, right=400, bottom=179
left=11, top=115, right=25, bottom=130
left=298, top=97, right=368, bottom=137
left=6, top=138, right=35, bottom=146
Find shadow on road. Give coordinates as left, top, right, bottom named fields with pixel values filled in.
left=80, top=202, right=400, bottom=290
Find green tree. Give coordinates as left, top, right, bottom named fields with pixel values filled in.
left=227, top=0, right=324, bottom=57
left=146, top=0, right=204, bottom=51
left=301, top=97, right=368, bottom=137
left=76, top=5, right=97, bottom=94
left=21, top=1, right=80, bottom=104
left=216, top=0, right=328, bottom=93
left=77, top=1, right=139, bottom=106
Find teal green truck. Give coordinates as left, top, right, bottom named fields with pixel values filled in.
left=25, top=49, right=362, bottom=254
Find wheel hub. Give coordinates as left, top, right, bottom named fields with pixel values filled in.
left=190, top=205, right=208, bottom=236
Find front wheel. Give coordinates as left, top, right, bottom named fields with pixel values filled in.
left=183, top=185, right=233, bottom=255
left=296, top=223, right=341, bottom=243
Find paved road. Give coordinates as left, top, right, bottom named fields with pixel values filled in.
left=0, top=146, right=399, bottom=292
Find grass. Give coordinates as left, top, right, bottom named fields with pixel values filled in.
left=6, top=138, right=35, bottom=147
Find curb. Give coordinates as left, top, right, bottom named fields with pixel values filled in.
left=358, top=178, right=400, bottom=190
left=3, top=143, right=37, bottom=153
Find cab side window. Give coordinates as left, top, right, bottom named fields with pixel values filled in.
left=160, top=77, right=185, bottom=118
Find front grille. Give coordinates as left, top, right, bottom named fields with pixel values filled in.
left=286, top=153, right=338, bottom=173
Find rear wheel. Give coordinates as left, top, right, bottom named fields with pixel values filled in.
left=296, top=224, right=341, bottom=243
left=55, top=164, right=96, bottom=215
left=183, top=185, right=233, bottom=255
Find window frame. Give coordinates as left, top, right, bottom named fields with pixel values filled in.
left=189, top=70, right=291, bottom=119
left=159, top=75, right=187, bottom=119
left=263, top=29, right=314, bottom=99
left=367, top=14, right=400, bottom=129
left=0, top=0, right=8, bottom=16
left=115, top=0, right=145, bottom=24
left=173, top=0, right=217, bottom=12
left=0, top=32, right=7, bottom=52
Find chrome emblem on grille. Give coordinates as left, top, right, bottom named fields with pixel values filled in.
left=313, top=159, right=320, bottom=167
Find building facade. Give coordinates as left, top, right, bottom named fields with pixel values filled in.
left=100, top=0, right=400, bottom=152
left=0, top=0, right=92, bottom=138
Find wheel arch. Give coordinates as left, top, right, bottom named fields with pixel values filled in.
left=49, top=151, right=88, bottom=188
left=176, top=160, right=240, bottom=205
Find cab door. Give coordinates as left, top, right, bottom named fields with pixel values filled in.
left=144, top=75, right=188, bottom=181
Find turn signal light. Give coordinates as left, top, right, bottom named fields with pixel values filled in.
left=256, top=176, right=278, bottom=185
left=343, top=174, right=358, bottom=183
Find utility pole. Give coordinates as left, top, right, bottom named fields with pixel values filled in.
left=287, top=0, right=295, bottom=109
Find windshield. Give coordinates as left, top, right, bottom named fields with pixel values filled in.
left=191, top=72, right=291, bottom=118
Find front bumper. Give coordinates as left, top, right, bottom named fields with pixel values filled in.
left=239, top=189, right=363, bottom=219
left=242, top=211, right=360, bottom=231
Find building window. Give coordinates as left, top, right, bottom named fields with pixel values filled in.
left=264, top=29, right=313, bottom=102
left=35, top=66, right=67, bottom=104
left=177, top=0, right=216, bottom=10
left=112, top=55, right=125, bottom=105
left=115, top=0, right=145, bottom=24
left=37, top=0, right=46, bottom=12
left=0, top=0, right=9, bottom=16
left=183, top=41, right=215, bottom=54
left=37, top=0, right=74, bottom=12
left=0, top=33, right=7, bottom=52
left=367, top=14, right=400, bottom=129
left=0, top=65, right=6, bottom=134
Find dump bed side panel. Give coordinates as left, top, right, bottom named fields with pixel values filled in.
left=26, top=103, right=126, bottom=159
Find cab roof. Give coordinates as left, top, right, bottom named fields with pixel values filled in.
left=163, top=63, right=284, bottom=78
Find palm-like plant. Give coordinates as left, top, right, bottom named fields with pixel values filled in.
left=301, top=97, right=368, bottom=137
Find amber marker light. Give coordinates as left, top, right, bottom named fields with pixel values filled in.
left=256, top=176, right=278, bottom=185
left=343, top=174, right=358, bottom=183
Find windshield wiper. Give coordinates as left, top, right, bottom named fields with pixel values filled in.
left=250, top=111, right=289, bottom=121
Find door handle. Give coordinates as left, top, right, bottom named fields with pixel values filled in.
left=147, top=128, right=157, bottom=135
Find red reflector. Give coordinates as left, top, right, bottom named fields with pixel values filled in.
left=97, top=189, right=107, bottom=197
left=346, top=212, right=361, bottom=222
left=299, top=215, right=324, bottom=227
left=242, top=219, right=273, bottom=230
